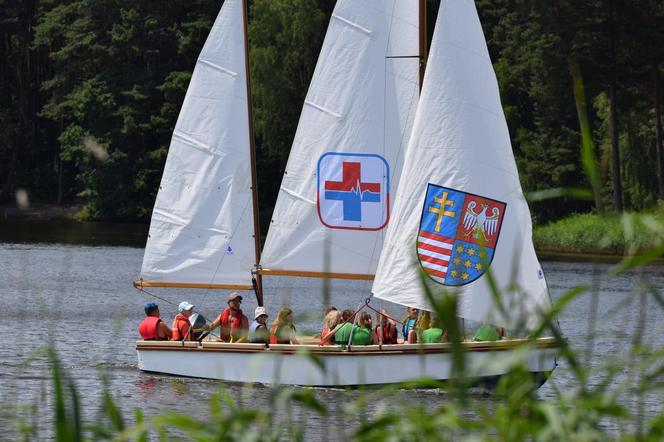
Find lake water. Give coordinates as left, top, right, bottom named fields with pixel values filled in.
left=1, top=224, right=663, bottom=439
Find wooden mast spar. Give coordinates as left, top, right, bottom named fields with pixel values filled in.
left=242, top=0, right=264, bottom=307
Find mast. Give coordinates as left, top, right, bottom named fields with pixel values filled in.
left=419, top=0, right=427, bottom=91
left=242, top=0, right=264, bottom=306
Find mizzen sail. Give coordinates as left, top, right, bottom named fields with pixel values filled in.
left=372, top=0, right=551, bottom=329
left=138, top=0, right=255, bottom=290
left=260, top=0, right=420, bottom=279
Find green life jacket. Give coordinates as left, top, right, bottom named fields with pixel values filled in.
left=421, top=327, right=444, bottom=343
left=472, top=325, right=502, bottom=342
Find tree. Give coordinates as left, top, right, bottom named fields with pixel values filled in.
left=249, top=0, right=328, bottom=232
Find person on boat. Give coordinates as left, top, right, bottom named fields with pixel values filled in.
left=350, top=311, right=375, bottom=345
left=374, top=309, right=398, bottom=345
left=172, top=301, right=195, bottom=341
left=421, top=316, right=447, bottom=344
left=407, top=309, right=431, bottom=343
left=269, top=308, right=299, bottom=344
left=249, top=306, right=269, bottom=344
left=402, top=306, right=418, bottom=342
left=320, top=309, right=341, bottom=345
left=326, top=309, right=356, bottom=345
left=207, top=293, right=249, bottom=342
left=472, top=324, right=505, bottom=342
left=138, top=301, right=172, bottom=341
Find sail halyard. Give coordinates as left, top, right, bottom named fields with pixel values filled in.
left=136, top=0, right=257, bottom=291
left=371, top=0, right=551, bottom=330
left=259, top=0, right=421, bottom=280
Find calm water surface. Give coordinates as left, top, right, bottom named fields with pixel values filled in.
left=1, top=236, right=663, bottom=439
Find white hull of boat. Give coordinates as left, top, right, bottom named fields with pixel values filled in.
left=136, top=338, right=558, bottom=387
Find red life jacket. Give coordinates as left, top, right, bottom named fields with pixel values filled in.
left=375, top=324, right=398, bottom=344
left=138, top=316, right=164, bottom=340
left=218, top=308, right=246, bottom=342
left=172, top=314, right=191, bottom=341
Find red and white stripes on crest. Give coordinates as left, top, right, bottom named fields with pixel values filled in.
left=417, top=230, right=453, bottom=283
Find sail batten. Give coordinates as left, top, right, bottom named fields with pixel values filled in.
left=372, top=0, right=551, bottom=330
left=260, top=0, right=420, bottom=278
left=139, top=0, right=257, bottom=289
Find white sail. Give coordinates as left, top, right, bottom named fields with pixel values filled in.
left=139, top=0, right=255, bottom=289
left=260, top=0, right=420, bottom=279
left=372, top=0, right=550, bottom=329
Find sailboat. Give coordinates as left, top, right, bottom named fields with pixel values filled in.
left=136, top=0, right=558, bottom=387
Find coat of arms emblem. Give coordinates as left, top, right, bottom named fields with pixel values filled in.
left=417, top=184, right=506, bottom=286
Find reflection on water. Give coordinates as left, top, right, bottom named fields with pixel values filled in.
left=0, top=238, right=663, bottom=439
left=0, top=219, right=148, bottom=247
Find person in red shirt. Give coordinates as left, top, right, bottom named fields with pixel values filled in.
left=172, top=301, right=195, bottom=341
left=138, top=301, right=172, bottom=340
left=208, top=293, right=249, bottom=342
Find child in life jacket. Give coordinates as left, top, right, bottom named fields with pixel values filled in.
left=269, top=308, right=299, bottom=344
left=320, top=309, right=341, bottom=345
left=374, top=309, right=398, bottom=344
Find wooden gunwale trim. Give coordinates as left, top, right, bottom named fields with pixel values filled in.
left=133, top=281, right=253, bottom=290
left=136, top=338, right=559, bottom=355
left=259, top=268, right=374, bottom=281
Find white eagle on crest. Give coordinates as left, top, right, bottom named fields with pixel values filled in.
left=462, top=201, right=500, bottom=241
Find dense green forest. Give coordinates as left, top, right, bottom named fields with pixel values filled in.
left=1, top=0, right=663, bottom=229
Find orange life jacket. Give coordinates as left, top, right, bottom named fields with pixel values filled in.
left=218, top=308, right=246, bottom=342
left=172, top=314, right=191, bottom=341
left=138, top=316, right=164, bottom=340
left=320, top=324, right=332, bottom=346
left=269, top=326, right=292, bottom=344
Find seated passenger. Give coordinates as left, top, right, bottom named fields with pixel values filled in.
left=408, top=310, right=431, bottom=344
left=351, top=312, right=375, bottom=345
left=472, top=324, right=504, bottom=342
left=402, top=307, right=418, bottom=343
left=320, top=309, right=341, bottom=345
left=327, top=309, right=355, bottom=345
left=138, top=301, right=172, bottom=341
left=374, top=309, right=398, bottom=344
left=421, top=316, right=447, bottom=343
left=172, top=301, right=195, bottom=341
left=208, top=293, right=249, bottom=342
left=249, top=306, right=269, bottom=344
left=269, top=308, right=299, bottom=344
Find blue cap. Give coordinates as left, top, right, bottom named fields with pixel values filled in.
left=144, top=301, right=158, bottom=310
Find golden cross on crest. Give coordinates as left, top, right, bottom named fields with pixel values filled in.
left=428, top=191, right=456, bottom=232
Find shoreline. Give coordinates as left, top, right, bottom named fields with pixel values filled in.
left=1, top=203, right=83, bottom=221
left=2, top=206, right=661, bottom=262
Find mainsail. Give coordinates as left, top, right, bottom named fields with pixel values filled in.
left=372, top=0, right=551, bottom=329
left=260, top=0, right=420, bottom=279
left=138, top=0, right=256, bottom=290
